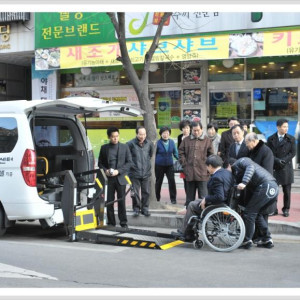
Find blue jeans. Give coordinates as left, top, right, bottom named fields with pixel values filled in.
left=243, top=181, right=279, bottom=242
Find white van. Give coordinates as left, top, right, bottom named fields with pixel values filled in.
left=0, top=97, right=143, bottom=235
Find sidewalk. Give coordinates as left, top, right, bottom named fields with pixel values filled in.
left=121, top=175, right=300, bottom=236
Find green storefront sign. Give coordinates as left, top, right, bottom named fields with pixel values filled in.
left=35, top=12, right=117, bottom=49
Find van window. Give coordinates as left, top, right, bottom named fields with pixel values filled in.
left=0, top=117, right=18, bottom=153
left=34, top=126, right=74, bottom=147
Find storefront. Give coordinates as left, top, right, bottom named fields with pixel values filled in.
left=33, top=12, right=300, bottom=140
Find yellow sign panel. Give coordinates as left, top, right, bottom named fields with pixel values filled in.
left=60, top=34, right=229, bottom=69
left=216, top=102, right=237, bottom=118
left=264, top=30, right=300, bottom=56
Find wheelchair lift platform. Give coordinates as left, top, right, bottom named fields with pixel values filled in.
left=76, top=226, right=184, bottom=250
left=61, top=169, right=183, bottom=250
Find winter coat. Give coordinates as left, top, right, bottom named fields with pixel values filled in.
left=155, top=138, right=178, bottom=166
left=205, top=168, right=234, bottom=206
left=247, top=140, right=275, bottom=214
left=127, top=138, right=154, bottom=179
left=219, top=129, right=234, bottom=161
left=248, top=140, right=274, bottom=175
left=178, top=134, right=214, bottom=182
left=98, top=142, right=132, bottom=186
left=267, top=133, right=296, bottom=185
left=208, top=133, right=221, bottom=155
left=231, top=157, right=277, bottom=190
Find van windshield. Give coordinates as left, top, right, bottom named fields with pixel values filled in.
left=34, top=125, right=74, bottom=147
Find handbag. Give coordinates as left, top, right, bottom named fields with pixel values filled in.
left=173, top=160, right=183, bottom=173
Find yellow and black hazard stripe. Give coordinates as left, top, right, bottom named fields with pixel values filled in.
left=116, top=238, right=184, bottom=250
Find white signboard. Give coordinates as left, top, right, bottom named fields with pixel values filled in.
left=74, top=72, right=120, bottom=87
left=125, top=12, right=300, bottom=39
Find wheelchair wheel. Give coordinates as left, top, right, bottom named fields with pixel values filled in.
left=201, top=207, right=245, bottom=252
left=193, top=239, right=204, bottom=249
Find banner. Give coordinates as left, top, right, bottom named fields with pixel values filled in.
left=35, top=12, right=116, bottom=49
left=124, top=12, right=300, bottom=39
left=264, top=30, right=300, bottom=56
left=35, top=29, right=300, bottom=71
left=31, top=60, right=57, bottom=100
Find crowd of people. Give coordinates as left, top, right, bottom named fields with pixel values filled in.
left=97, top=117, right=296, bottom=249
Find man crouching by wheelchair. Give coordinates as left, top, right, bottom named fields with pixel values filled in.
left=228, top=157, right=279, bottom=249
left=172, top=154, right=233, bottom=242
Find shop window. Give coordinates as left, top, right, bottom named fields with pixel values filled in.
left=247, top=57, right=300, bottom=80
left=254, top=87, right=298, bottom=120
left=208, top=59, right=244, bottom=81
left=149, top=63, right=181, bottom=84
left=209, top=91, right=251, bottom=127
left=151, top=90, right=181, bottom=128
left=60, top=73, right=74, bottom=88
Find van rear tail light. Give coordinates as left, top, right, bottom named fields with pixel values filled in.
left=20, top=149, right=36, bottom=187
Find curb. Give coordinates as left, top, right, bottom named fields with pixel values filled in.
left=122, top=210, right=300, bottom=236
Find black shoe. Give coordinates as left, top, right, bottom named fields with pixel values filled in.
left=121, top=224, right=128, bottom=229
left=133, top=209, right=140, bottom=217
left=282, top=209, right=289, bottom=217
left=171, top=231, right=185, bottom=240
left=141, top=210, right=151, bottom=217
left=257, top=239, right=274, bottom=249
left=239, top=240, right=253, bottom=249
left=252, top=237, right=261, bottom=245
left=171, top=200, right=177, bottom=204
left=269, top=209, right=278, bottom=216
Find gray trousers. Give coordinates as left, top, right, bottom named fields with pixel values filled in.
left=131, top=177, right=151, bottom=212
left=180, top=199, right=203, bottom=238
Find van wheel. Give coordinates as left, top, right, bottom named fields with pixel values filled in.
left=0, top=207, right=7, bottom=236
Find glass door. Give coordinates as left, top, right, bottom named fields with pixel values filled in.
left=209, top=90, right=251, bottom=127
left=149, top=88, right=181, bottom=129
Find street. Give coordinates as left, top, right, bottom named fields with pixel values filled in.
left=0, top=221, right=299, bottom=290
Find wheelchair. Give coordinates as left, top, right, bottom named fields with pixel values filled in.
left=186, top=188, right=245, bottom=252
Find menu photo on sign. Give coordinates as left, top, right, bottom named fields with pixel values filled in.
left=229, top=32, right=264, bottom=58
left=183, top=108, right=201, bottom=122
left=183, top=89, right=201, bottom=105
left=183, top=68, right=201, bottom=84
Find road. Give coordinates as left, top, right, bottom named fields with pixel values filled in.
left=0, top=221, right=299, bottom=294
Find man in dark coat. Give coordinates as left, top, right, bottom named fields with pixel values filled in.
left=246, top=132, right=274, bottom=174
left=127, top=126, right=154, bottom=217
left=245, top=132, right=275, bottom=242
left=172, top=155, right=233, bottom=241
left=98, top=127, right=132, bottom=228
left=218, top=117, right=240, bottom=167
left=229, top=157, right=279, bottom=249
left=228, top=124, right=249, bottom=161
left=267, top=119, right=296, bottom=217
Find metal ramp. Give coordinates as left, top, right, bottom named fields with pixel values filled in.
left=76, top=226, right=184, bottom=250
left=61, top=169, right=183, bottom=250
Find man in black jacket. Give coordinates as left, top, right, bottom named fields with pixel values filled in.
left=267, top=119, right=296, bottom=217
left=127, top=126, right=154, bottom=217
left=172, top=155, right=233, bottom=241
left=98, top=127, right=132, bottom=228
left=229, top=157, right=279, bottom=249
left=228, top=124, right=249, bottom=162
left=218, top=117, right=240, bottom=167
left=245, top=132, right=275, bottom=243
